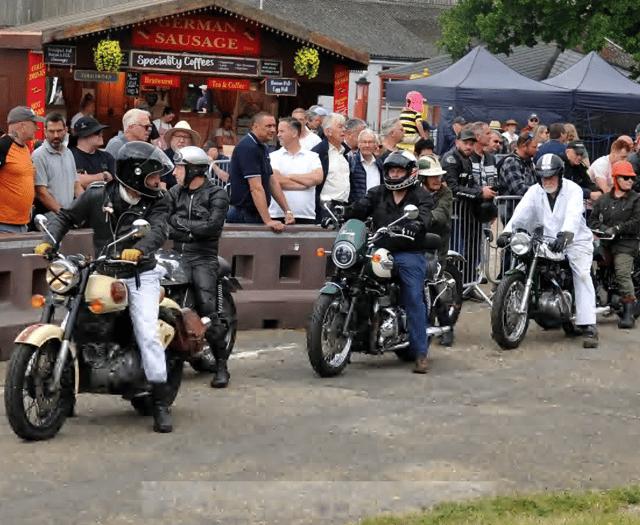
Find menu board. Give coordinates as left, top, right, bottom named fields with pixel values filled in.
left=126, top=72, right=140, bottom=97
left=265, top=78, right=296, bottom=96
left=260, top=60, right=282, bottom=76
left=130, top=51, right=259, bottom=76
left=44, top=45, right=76, bottom=66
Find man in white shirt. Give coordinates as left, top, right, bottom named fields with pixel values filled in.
left=292, top=108, right=321, bottom=151
left=269, top=117, right=323, bottom=224
left=588, top=138, right=632, bottom=192
left=314, top=113, right=350, bottom=205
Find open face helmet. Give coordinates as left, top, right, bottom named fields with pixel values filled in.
left=115, top=141, right=173, bottom=198
left=173, top=146, right=210, bottom=188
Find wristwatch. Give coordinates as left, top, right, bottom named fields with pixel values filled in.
left=103, top=172, right=109, bottom=182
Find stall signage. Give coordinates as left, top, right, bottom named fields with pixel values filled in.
left=74, top=70, right=120, bottom=83
left=208, top=78, right=250, bottom=91
left=132, top=15, right=261, bottom=56
left=27, top=52, right=45, bottom=141
left=260, top=60, right=282, bottom=76
left=265, top=78, right=296, bottom=96
left=333, top=65, right=349, bottom=115
left=131, top=50, right=259, bottom=76
left=44, top=45, right=76, bottom=66
left=142, top=74, right=180, bottom=88
left=125, top=72, right=140, bottom=97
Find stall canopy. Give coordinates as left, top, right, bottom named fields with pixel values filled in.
left=385, top=46, right=573, bottom=126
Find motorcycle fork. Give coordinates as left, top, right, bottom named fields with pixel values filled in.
left=518, top=256, right=538, bottom=314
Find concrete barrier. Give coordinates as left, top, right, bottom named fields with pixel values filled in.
left=0, top=225, right=335, bottom=360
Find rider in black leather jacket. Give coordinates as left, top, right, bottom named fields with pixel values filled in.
left=166, top=146, right=231, bottom=388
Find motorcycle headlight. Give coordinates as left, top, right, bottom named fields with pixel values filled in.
left=46, top=260, right=80, bottom=294
left=510, top=232, right=532, bottom=256
left=332, top=241, right=357, bottom=269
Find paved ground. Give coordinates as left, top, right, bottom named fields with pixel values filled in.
left=1, top=300, right=640, bottom=524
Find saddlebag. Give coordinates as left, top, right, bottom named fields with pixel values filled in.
left=169, top=308, right=206, bottom=357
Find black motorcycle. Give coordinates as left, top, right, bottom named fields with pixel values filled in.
left=156, top=250, right=240, bottom=372
left=307, top=204, right=462, bottom=377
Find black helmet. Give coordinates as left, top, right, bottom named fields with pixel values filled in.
left=536, top=153, right=564, bottom=180
left=383, top=150, right=418, bottom=190
left=115, top=141, right=173, bottom=198
left=174, top=146, right=210, bottom=188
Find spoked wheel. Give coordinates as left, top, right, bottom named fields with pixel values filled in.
left=307, top=295, right=352, bottom=377
left=189, top=290, right=238, bottom=373
left=491, top=274, right=530, bottom=349
left=4, top=341, right=74, bottom=441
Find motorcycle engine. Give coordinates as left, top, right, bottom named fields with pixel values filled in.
left=81, top=342, right=146, bottom=394
left=537, top=290, right=573, bottom=321
left=376, top=306, right=407, bottom=348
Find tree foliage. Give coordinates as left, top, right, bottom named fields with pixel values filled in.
left=438, top=0, right=640, bottom=71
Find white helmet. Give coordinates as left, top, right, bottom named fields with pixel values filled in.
left=370, top=248, right=394, bottom=278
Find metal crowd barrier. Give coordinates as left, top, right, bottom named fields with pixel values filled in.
left=209, top=159, right=231, bottom=191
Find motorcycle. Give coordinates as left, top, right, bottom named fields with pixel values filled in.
left=591, top=230, right=640, bottom=319
left=4, top=215, right=207, bottom=441
left=491, top=227, right=610, bottom=349
left=155, top=250, right=241, bottom=373
left=307, top=203, right=463, bottom=377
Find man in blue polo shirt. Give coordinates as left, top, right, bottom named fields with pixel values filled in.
left=227, top=112, right=293, bottom=232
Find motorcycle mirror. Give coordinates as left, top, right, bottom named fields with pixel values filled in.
left=132, top=219, right=151, bottom=238
left=403, top=205, right=419, bottom=221
left=34, top=214, right=49, bottom=232
left=483, top=228, right=494, bottom=242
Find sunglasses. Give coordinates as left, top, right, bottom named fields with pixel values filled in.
left=136, top=123, right=153, bottom=131
left=619, top=175, right=635, bottom=181
left=530, top=118, right=539, bottom=122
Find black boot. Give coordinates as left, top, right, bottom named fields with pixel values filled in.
left=211, top=359, right=230, bottom=388
left=581, top=325, right=599, bottom=348
left=619, top=299, right=636, bottom=329
left=151, top=383, right=173, bottom=433
left=439, top=329, right=454, bottom=347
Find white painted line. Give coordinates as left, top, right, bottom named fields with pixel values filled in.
left=231, top=343, right=298, bottom=359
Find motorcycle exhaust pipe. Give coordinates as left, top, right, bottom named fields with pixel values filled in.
left=386, top=341, right=410, bottom=352
left=427, top=326, right=452, bottom=337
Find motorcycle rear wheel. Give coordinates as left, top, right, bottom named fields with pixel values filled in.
left=4, top=341, right=74, bottom=441
left=491, top=274, right=530, bottom=349
left=189, top=290, right=238, bottom=373
left=307, top=294, right=351, bottom=377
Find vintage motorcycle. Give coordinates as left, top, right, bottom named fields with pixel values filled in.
left=307, top=204, right=463, bottom=377
left=156, top=250, right=240, bottom=372
left=4, top=216, right=208, bottom=441
left=491, top=228, right=614, bottom=349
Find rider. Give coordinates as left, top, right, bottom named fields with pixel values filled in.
left=341, top=150, right=434, bottom=373
left=166, top=146, right=232, bottom=388
left=34, top=141, right=175, bottom=433
left=417, top=154, right=457, bottom=347
left=588, top=160, right=640, bottom=329
left=497, top=153, right=599, bottom=348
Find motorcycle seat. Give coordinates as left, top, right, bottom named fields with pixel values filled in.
left=218, top=256, right=232, bottom=277
left=424, top=233, right=442, bottom=251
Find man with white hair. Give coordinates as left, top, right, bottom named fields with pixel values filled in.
left=105, top=108, right=152, bottom=157
left=347, top=128, right=383, bottom=203
left=292, top=107, right=321, bottom=150
left=344, top=118, right=367, bottom=154
left=311, top=112, right=350, bottom=210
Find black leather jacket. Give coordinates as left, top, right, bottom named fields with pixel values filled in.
left=47, top=181, right=170, bottom=274
left=166, top=178, right=230, bottom=256
left=441, top=147, right=479, bottom=201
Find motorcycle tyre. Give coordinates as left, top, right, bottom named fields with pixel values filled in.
left=189, top=290, right=238, bottom=373
left=491, top=273, right=530, bottom=350
left=307, top=294, right=350, bottom=377
left=4, top=341, right=74, bottom=441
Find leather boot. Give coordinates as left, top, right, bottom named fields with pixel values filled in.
left=439, top=329, right=454, bottom=347
left=619, top=299, right=636, bottom=329
left=581, top=325, right=599, bottom=348
left=211, top=359, right=230, bottom=388
left=151, top=383, right=173, bottom=433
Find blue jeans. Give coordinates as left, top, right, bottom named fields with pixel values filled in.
left=393, top=252, right=429, bottom=357
left=226, top=206, right=262, bottom=224
left=0, top=223, right=27, bottom=234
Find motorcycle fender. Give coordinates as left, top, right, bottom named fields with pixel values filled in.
left=160, top=297, right=181, bottom=311
left=157, top=319, right=176, bottom=350
left=505, top=268, right=527, bottom=278
left=15, top=323, right=64, bottom=346
left=446, top=250, right=466, bottom=265
left=224, top=276, right=243, bottom=292
left=319, top=283, right=343, bottom=296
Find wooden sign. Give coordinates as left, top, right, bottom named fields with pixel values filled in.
left=265, top=78, right=296, bottom=96
left=142, top=74, right=180, bottom=88
left=125, top=72, right=140, bottom=97
left=74, top=70, right=119, bottom=83
left=207, top=78, right=250, bottom=91
left=260, top=60, right=282, bottom=76
left=132, top=15, right=261, bottom=57
left=333, top=65, right=349, bottom=115
left=44, top=45, right=76, bottom=66
left=130, top=51, right=259, bottom=76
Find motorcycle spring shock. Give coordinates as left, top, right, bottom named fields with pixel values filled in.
left=217, top=282, right=223, bottom=314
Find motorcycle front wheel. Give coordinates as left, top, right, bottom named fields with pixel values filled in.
left=307, top=294, right=351, bottom=377
left=491, top=273, right=530, bottom=349
left=189, top=289, right=238, bottom=373
left=4, top=341, right=74, bottom=441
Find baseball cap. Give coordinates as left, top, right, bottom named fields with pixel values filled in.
left=313, top=107, right=329, bottom=117
left=73, top=116, right=109, bottom=138
left=528, top=113, right=539, bottom=121
left=458, top=129, right=477, bottom=142
left=453, top=116, right=467, bottom=125
left=566, top=140, right=586, bottom=155
left=7, top=106, right=46, bottom=125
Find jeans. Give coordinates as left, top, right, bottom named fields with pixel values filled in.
left=393, top=251, right=429, bottom=357
left=227, top=206, right=262, bottom=224
left=0, top=223, right=27, bottom=234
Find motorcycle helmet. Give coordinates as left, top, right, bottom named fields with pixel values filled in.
left=536, top=153, right=564, bottom=192
left=383, top=150, right=418, bottom=191
left=611, top=160, right=635, bottom=192
left=115, top=141, right=173, bottom=198
left=174, top=146, right=210, bottom=188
